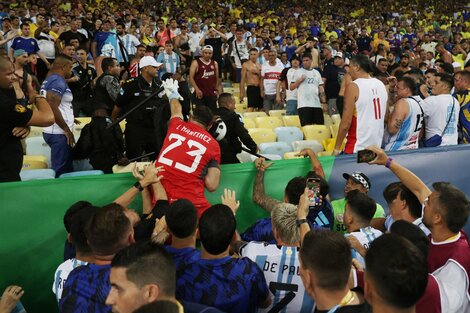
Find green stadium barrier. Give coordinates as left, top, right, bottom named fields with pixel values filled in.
left=0, top=157, right=334, bottom=312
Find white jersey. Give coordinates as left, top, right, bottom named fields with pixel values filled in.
left=261, top=61, right=284, bottom=95
left=231, top=39, right=249, bottom=69
left=346, top=226, right=383, bottom=268
left=384, top=96, right=424, bottom=151
left=292, top=68, right=323, bottom=109
left=52, top=258, right=88, bottom=303
left=421, top=94, right=459, bottom=146
left=344, top=77, right=388, bottom=154
left=240, top=242, right=314, bottom=313
left=286, top=68, right=298, bottom=101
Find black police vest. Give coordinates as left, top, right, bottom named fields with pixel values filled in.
left=126, top=77, right=165, bottom=129
left=92, top=74, right=116, bottom=114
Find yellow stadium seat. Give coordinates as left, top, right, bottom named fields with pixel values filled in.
left=255, top=116, right=283, bottom=129
left=248, top=128, right=277, bottom=144
left=269, top=110, right=286, bottom=118
left=330, top=124, right=339, bottom=138
left=28, top=126, right=43, bottom=138
left=324, top=114, right=333, bottom=127
left=73, top=117, right=92, bottom=137
left=322, top=137, right=345, bottom=151
left=318, top=151, right=333, bottom=157
left=284, top=151, right=303, bottom=159
left=22, top=155, right=48, bottom=170
left=302, top=125, right=332, bottom=143
left=244, top=111, right=267, bottom=118
left=282, top=115, right=301, bottom=128
left=243, top=117, right=256, bottom=129
left=332, top=114, right=341, bottom=125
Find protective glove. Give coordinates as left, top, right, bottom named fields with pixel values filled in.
left=162, top=78, right=184, bottom=101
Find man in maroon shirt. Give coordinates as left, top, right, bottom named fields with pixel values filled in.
left=189, top=45, right=221, bottom=112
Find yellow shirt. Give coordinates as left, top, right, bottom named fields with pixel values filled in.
left=29, top=23, right=38, bottom=38
left=49, top=31, right=59, bottom=41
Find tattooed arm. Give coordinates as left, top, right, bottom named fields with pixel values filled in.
left=387, top=98, right=409, bottom=135
left=252, top=158, right=282, bottom=213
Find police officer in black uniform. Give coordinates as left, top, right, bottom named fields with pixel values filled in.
left=215, top=92, right=257, bottom=164
left=112, top=56, right=170, bottom=160
left=69, top=47, right=97, bottom=116
left=92, top=57, right=121, bottom=116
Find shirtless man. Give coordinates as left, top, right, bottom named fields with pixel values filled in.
left=13, top=49, right=36, bottom=103
left=240, top=48, right=262, bottom=112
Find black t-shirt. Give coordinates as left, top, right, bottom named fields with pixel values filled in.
left=58, top=30, right=87, bottom=45
left=322, top=65, right=347, bottom=99
left=0, top=88, right=33, bottom=182
left=134, top=200, right=169, bottom=241
left=204, top=37, right=224, bottom=64
left=70, top=62, right=97, bottom=100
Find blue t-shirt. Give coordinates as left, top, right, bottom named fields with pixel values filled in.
left=156, top=52, right=180, bottom=79
left=94, top=31, right=123, bottom=62
left=242, top=201, right=334, bottom=243
left=11, top=36, right=40, bottom=54
left=177, top=256, right=269, bottom=313
left=164, top=246, right=200, bottom=271
left=59, top=263, right=112, bottom=313
left=181, top=300, right=224, bottom=313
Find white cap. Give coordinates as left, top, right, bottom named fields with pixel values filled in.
left=202, top=45, right=213, bottom=52
left=139, top=56, right=163, bottom=68
left=334, top=51, right=344, bottom=58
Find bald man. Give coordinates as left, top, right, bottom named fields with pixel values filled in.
left=41, top=54, right=76, bottom=177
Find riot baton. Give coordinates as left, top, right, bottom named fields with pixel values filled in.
left=241, top=147, right=271, bottom=161
left=107, top=86, right=165, bottom=129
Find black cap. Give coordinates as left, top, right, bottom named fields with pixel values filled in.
left=342, top=172, right=371, bottom=190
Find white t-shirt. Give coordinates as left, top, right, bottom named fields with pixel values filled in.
left=52, top=258, right=88, bottom=303
left=188, top=31, right=204, bottom=56
left=292, top=68, right=323, bottom=109
left=240, top=242, right=314, bottom=313
left=231, top=39, right=249, bottom=69
left=421, top=94, right=459, bottom=146
left=286, top=68, right=298, bottom=101
left=261, top=61, right=284, bottom=95
left=346, top=226, right=383, bottom=268
left=37, top=33, right=56, bottom=59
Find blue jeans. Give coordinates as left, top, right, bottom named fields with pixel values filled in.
left=286, top=100, right=298, bottom=115
left=43, top=133, right=73, bottom=177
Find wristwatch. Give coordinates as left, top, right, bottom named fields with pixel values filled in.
left=134, top=181, right=144, bottom=192
left=296, top=219, right=308, bottom=227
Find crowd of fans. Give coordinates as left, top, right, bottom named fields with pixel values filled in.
left=1, top=0, right=470, bottom=312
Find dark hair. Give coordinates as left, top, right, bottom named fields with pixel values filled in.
left=299, top=230, right=352, bottom=290
left=284, top=177, right=306, bottom=205
left=438, top=63, right=455, bottom=75
left=76, top=46, right=88, bottom=53
left=101, top=57, right=117, bottom=73
left=166, top=199, right=198, bottom=238
left=63, top=201, right=99, bottom=254
left=199, top=204, right=236, bottom=255
left=425, top=68, right=437, bottom=75
left=345, top=190, right=376, bottom=222
left=133, top=300, right=180, bottom=313
left=112, top=241, right=176, bottom=296
left=20, top=23, right=30, bottom=30
left=351, top=54, right=372, bottom=73
left=390, top=220, right=429, bottom=258
left=455, top=70, right=470, bottom=81
left=116, top=22, right=125, bottom=28
left=192, top=105, right=214, bottom=128
left=85, top=203, right=131, bottom=256
left=302, top=53, right=312, bottom=60
left=218, top=92, right=234, bottom=108
left=383, top=182, right=422, bottom=219
left=51, top=21, right=59, bottom=27
left=432, top=182, right=470, bottom=233
left=249, top=48, right=258, bottom=53
left=365, top=234, right=428, bottom=308
left=397, top=76, right=416, bottom=94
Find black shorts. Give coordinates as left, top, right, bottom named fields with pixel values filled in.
left=191, top=93, right=218, bottom=113
left=298, top=107, right=324, bottom=126
left=247, top=85, right=263, bottom=109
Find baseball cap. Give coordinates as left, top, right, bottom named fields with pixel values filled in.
left=401, top=53, right=410, bottom=59
left=343, top=171, right=371, bottom=190
left=139, top=56, right=163, bottom=68
left=13, top=49, right=27, bottom=58
left=334, top=51, right=344, bottom=58
left=202, top=45, right=213, bottom=52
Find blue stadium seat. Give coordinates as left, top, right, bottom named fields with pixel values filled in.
left=59, top=170, right=104, bottom=178
left=274, top=127, right=304, bottom=145
left=258, top=142, right=293, bottom=158
left=20, top=169, right=56, bottom=181
left=292, top=140, right=324, bottom=153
